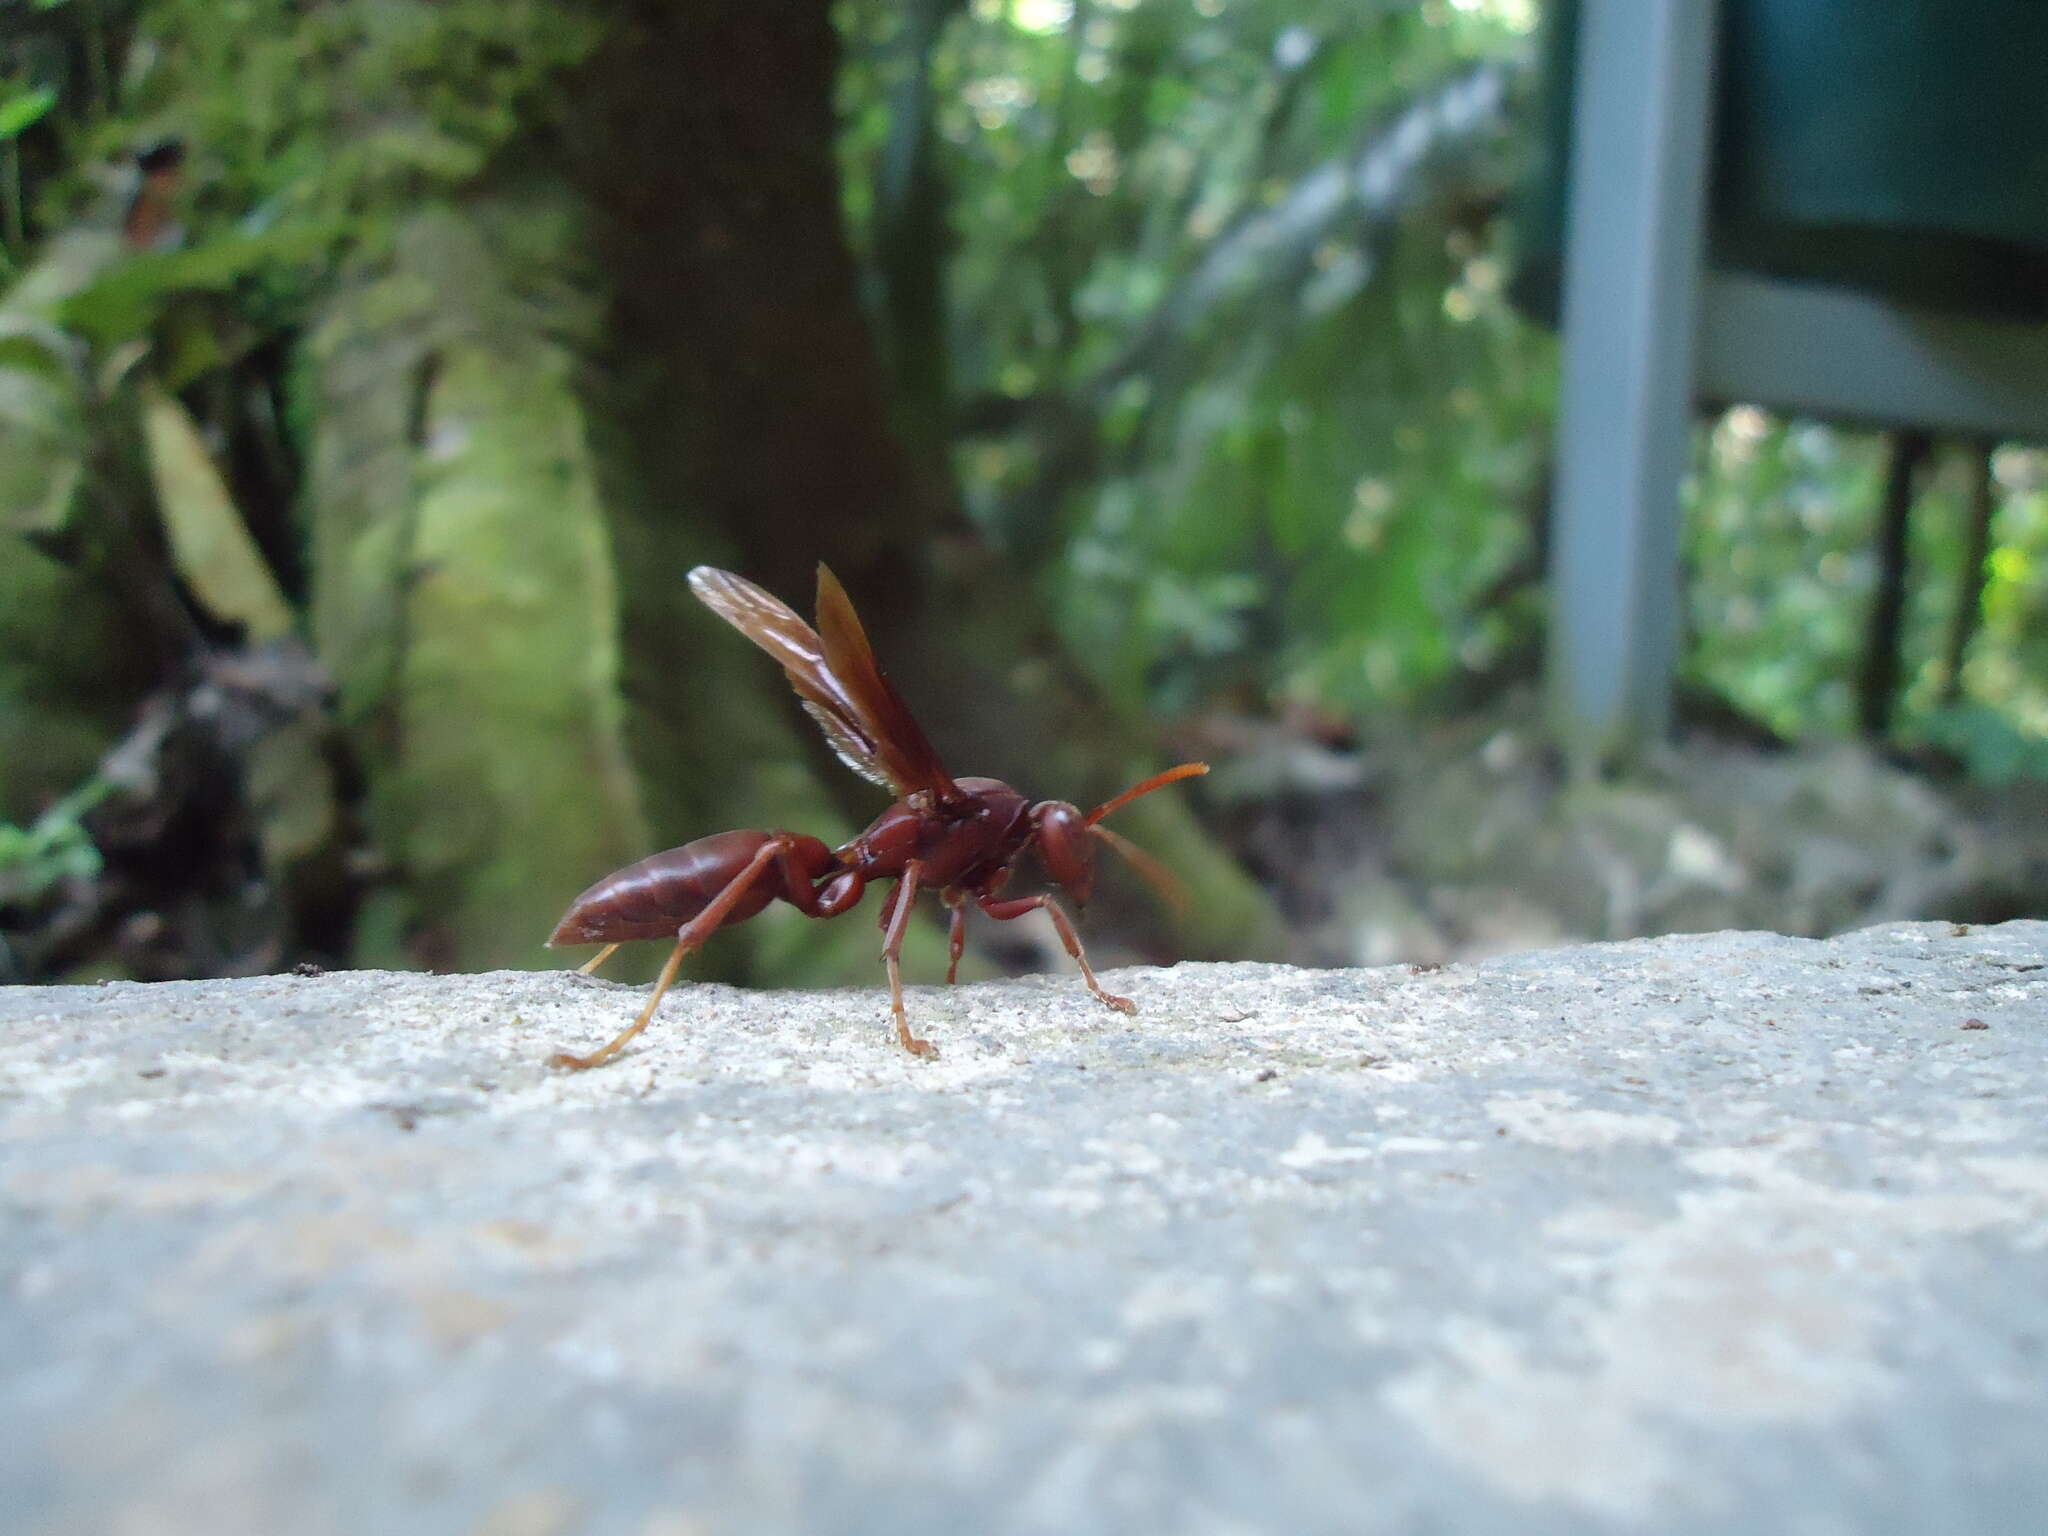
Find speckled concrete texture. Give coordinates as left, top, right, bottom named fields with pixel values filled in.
left=3, top=921, right=2045, bottom=1534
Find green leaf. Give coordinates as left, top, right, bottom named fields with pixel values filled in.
left=0, top=86, right=57, bottom=141
left=140, top=383, right=296, bottom=641
left=0, top=778, right=106, bottom=907
left=59, top=223, right=340, bottom=345
left=0, top=318, right=87, bottom=535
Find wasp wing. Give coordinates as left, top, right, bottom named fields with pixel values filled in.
left=687, top=565, right=959, bottom=804
left=812, top=564, right=961, bottom=805
left=687, top=566, right=895, bottom=793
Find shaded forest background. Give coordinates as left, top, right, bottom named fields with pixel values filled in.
left=3, top=0, right=2044, bottom=989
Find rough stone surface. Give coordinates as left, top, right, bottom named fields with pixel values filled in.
left=3, top=922, right=2046, bottom=1534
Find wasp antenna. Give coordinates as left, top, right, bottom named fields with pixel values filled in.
left=1085, top=761, right=1209, bottom=826
left=1089, top=823, right=1188, bottom=916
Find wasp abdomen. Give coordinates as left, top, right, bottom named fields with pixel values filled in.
left=548, top=830, right=810, bottom=946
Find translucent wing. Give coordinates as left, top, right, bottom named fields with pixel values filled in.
left=800, top=701, right=895, bottom=793
left=687, top=565, right=958, bottom=803
left=812, top=565, right=960, bottom=804
left=687, top=566, right=893, bottom=791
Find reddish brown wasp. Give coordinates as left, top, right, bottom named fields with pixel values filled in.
left=545, top=565, right=1207, bottom=1067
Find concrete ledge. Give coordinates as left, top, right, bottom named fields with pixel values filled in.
left=4, top=922, right=2046, bottom=1533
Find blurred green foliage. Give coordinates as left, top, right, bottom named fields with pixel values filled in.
left=1688, top=414, right=2048, bottom=748
left=837, top=0, right=2042, bottom=762
left=843, top=0, right=1551, bottom=719
left=0, top=83, right=58, bottom=139
left=0, top=778, right=106, bottom=906
left=123, top=0, right=599, bottom=219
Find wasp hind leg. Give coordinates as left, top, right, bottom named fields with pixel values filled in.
left=549, top=938, right=692, bottom=1071
left=549, top=838, right=792, bottom=1071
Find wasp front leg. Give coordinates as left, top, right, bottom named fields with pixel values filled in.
left=978, top=893, right=1137, bottom=1016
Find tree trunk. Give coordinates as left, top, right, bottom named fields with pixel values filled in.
left=1857, top=430, right=1931, bottom=741
left=566, top=1, right=1282, bottom=969
left=1939, top=440, right=1996, bottom=707
left=304, top=204, right=649, bottom=972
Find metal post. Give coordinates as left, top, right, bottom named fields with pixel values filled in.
left=1545, top=0, right=1720, bottom=767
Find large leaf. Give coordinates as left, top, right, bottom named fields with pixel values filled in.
left=139, top=383, right=295, bottom=640
left=59, top=223, right=338, bottom=346
left=0, top=531, right=154, bottom=824
left=0, top=317, right=87, bottom=534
